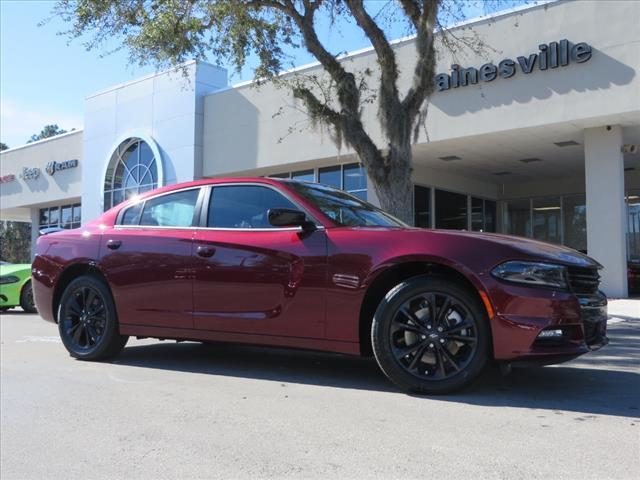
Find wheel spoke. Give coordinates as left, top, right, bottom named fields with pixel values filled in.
left=408, top=344, right=428, bottom=370
left=87, top=324, right=99, bottom=344
left=445, top=320, right=474, bottom=334
left=434, top=297, right=451, bottom=329
left=393, top=310, right=424, bottom=335
left=400, top=306, right=422, bottom=326
left=83, top=326, right=91, bottom=346
left=438, top=344, right=461, bottom=372
left=446, top=334, right=477, bottom=343
left=72, top=295, right=83, bottom=315
left=394, top=342, right=425, bottom=361
left=434, top=345, right=446, bottom=378
left=85, top=290, right=96, bottom=310
left=66, top=323, right=81, bottom=336
left=72, top=323, right=84, bottom=343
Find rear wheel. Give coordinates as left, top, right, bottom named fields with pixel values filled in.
left=20, top=280, right=37, bottom=313
left=58, top=275, right=128, bottom=360
left=371, top=275, right=490, bottom=394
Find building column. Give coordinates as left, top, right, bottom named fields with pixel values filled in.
left=584, top=125, right=628, bottom=297
left=30, top=209, right=39, bottom=261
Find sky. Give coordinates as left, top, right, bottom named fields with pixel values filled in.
left=0, top=0, right=530, bottom=149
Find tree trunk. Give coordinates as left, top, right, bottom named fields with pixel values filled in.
left=367, top=145, right=414, bottom=225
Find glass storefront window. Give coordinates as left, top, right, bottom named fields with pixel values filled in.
left=470, top=197, right=497, bottom=233
left=505, top=198, right=531, bottom=237
left=471, top=197, right=483, bottom=231
left=318, top=166, right=341, bottom=189
left=72, top=204, right=81, bottom=224
left=532, top=197, right=561, bottom=244
left=268, top=164, right=367, bottom=200
left=61, top=206, right=73, bottom=229
left=484, top=200, right=497, bottom=233
left=563, top=195, right=587, bottom=252
left=39, top=203, right=81, bottom=231
left=343, top=163, right=367, bottom=199
left=627, top=192, right=640, bottom=262
left=291, top=169, right=315, bottom=182
left=414, top=185, right=431, bottom=228
left=435, top=189, right=467, bottom=230
left=104, top=137, right=158, bottom=211
left=48, top=207, right=59, bottom=226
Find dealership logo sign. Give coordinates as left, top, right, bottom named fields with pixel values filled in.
left=46, top=159, right=79, bottom=176
left=0, top=174, right=16, bottom=184
left=19, top=167, right=40, bottom=181
left=434, top=39, right=592, bottom=92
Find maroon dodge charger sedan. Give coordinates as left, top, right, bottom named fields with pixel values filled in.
left=32, top=178, right=608, bottom=393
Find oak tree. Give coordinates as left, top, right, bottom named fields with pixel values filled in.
left=53, top=0, right=502, bottom=222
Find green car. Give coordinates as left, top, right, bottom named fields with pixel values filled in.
left=0, top=261, right=37, bottom=313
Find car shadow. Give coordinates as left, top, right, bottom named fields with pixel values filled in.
left=112, top=322, right=640, bottom=419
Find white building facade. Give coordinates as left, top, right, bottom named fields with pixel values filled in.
left=1, top=0, right=639, bottom=297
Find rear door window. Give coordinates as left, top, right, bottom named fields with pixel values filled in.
left=138, top=189, right=200, bottom=227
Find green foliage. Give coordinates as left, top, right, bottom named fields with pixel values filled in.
left=0, top=221, right=32, bottom=264
left=0, top=142, right=9, bottom=151
left=27, top=124, right=68, bottom=143
left=50, top=0, right=516, bottom=221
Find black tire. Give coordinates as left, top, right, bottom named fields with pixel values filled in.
left=371, top=275, right=490, bottom=394
left=20, top=280, right=37, bottom=313
left=0, top=307, right=11, bottom=312
left=58, top=274, right=128, bottom=360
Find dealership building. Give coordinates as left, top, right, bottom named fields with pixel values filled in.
left=1, top=0, right=639, bottom=297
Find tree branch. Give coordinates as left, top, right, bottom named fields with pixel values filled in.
left=402, top=0, right=439, bottom=117
left=345, top=0, right=401, bottom=125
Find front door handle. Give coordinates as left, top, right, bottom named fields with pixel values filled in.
left=106, top=239, right=122, bottom=250
left=196, top=245, right=216, bottom=258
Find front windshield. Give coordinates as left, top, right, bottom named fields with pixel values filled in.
left=286, top=181, right=406, bottom=228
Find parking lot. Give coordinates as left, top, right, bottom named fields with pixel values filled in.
left=1, top=303, right=639, bottom=480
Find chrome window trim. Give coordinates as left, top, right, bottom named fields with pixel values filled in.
left=114, top=181, right=325, bottom=231
left=116, top=185, right=203, bottom=227
left=114, top=224, right=323, bottom=232
left=204, top=181, right=324, bottom=230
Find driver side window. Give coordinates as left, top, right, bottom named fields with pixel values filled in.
left=208, top=185, right=297, bottom=228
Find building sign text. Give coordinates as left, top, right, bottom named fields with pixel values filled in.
left=434, top=39, right=592, bottom=92
left=46, top=159, right=79, bottom=176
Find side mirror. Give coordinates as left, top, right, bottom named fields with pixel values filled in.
left=268, top=208, right=316, bottom=231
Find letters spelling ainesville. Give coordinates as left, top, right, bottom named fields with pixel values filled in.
left=434, top=39, right=592, bottom=92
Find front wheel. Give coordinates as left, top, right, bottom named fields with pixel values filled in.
left=371, top=275, right=490, bottom=394
left=58, top=275, right=128, bottom=360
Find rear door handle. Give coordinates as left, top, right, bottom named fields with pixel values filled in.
left=106, top=239, right=122, bottom=250
left=197, top=245, right=216, bottom=258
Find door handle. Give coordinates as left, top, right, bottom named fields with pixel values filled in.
left=197, top=245, right=216, bottom=258
left=106, top=239, right=122, bottom=250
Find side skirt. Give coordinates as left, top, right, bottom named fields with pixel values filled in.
left=119, top=324, right=361, bottom=356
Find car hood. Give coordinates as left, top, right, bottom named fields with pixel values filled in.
left=0, top=263, right=32, bottom=277
left=343, top=227, right=601, bottom=269
left=446, top=230, right=601, bottom=268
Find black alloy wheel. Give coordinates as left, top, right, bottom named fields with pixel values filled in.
left=372, top=275, right=490, bottom=394
left=62, top=285, right=107, bottom=349
left=58, top=275, right=128, bottom=360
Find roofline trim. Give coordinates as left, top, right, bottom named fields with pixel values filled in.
left=221, top=0, right=558, bottom=92
left=0, top=129, right=84, bottom=155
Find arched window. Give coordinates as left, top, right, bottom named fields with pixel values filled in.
left=103, top=137, right=159, bottom=211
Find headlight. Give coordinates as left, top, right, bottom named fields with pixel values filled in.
left=0, top=275, right=19, bottom=285
left=491, top=261, right=567, bottom=289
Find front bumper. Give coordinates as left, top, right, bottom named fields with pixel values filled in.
left=488, top=280, right=608, bottom=362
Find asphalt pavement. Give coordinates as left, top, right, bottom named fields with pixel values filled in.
left=1, top=304, right=639, bottom=479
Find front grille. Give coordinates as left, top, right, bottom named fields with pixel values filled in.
left=567, top=266, right=600, bottom=294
